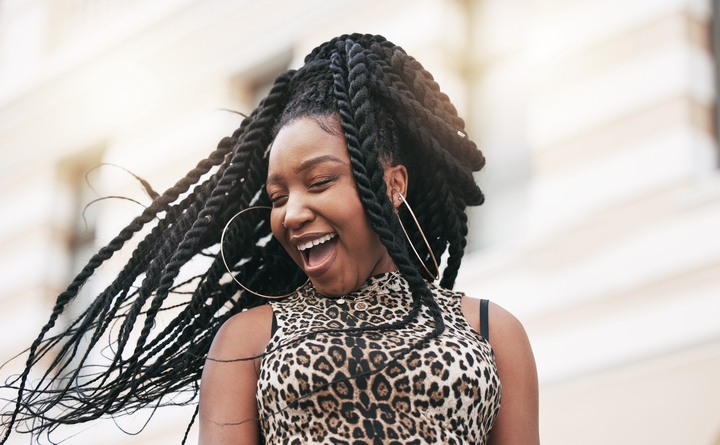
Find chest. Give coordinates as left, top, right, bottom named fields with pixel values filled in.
left=257, top=314, right=500, bottom=422
left=256, top=288, right=502, bottom=443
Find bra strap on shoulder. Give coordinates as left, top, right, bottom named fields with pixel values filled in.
left=479, top=299, right=489, bottom=341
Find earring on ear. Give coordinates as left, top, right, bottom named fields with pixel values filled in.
left=220, top=206, right=307, bottom=299
left=393, top=190, right=440, bottom=281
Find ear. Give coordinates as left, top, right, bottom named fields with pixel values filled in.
left=383, top=163, right=408, bottom=210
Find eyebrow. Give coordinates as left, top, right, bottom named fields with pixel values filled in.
left=267, top=155, right=347, bottom=184
left=294, top=155, right=346, bottom=173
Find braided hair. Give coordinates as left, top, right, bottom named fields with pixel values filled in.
left=0, top=34, right=485, bottom=444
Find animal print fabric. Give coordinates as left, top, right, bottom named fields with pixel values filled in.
left=258, top=272, right=501, bottom=444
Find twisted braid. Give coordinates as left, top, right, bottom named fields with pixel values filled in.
left=1, top=132, right=235, bottom=442
left=336, top=38, right=483, bottom=287
left=341, top=39, right=445, bottom=340
left=1, top=34, right=486, bottom=443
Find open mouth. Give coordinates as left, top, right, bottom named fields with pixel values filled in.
left=297, top=233, right=338, bottom=267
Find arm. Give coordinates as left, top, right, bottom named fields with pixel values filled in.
left=198, top=304, right=274, bottom=445
left=462, top=298, right=540, bottom=445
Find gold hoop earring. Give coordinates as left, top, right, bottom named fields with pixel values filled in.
left=220, top=206, right=306, bottom=299
left=393, top=190, right=440, bottom=281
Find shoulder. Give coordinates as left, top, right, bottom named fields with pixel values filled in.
left=481, top=302, right=539, bottom=444
left=459, top=297, right=536, bottom=391
left=459, top=297, right=529, bottom=347
left=486, top=302, right=529, bottom=350
left=209, top=304, right=274, bottom=360
left=457, top=294, right=534, bottom=375
left=200, top=305, right=273, bottom=443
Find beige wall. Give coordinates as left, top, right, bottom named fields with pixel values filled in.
left=455, top=0, right=720, bottom=443
left=0, top=0, right=718, bottom=444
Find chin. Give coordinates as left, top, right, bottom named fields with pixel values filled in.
left=309, top=272, right=360, bottom=297
left=310, top=280, right=346, bottom=298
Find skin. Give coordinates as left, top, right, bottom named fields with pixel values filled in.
left=265, top=115, right=402, bottom=297
left=198, top=116, right=539, bottom=445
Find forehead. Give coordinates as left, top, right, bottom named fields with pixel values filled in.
left=267, top=117, right=349, bottom=177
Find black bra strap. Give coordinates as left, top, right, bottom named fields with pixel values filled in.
left=270, top=312, right=278, bottom=337
left=479, top=299, right=489, bottom=341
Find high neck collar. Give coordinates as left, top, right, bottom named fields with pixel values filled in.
left=305, top=271, right=403, bottom=300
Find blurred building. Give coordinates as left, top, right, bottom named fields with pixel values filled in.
left=0, top=0, right=718, bottom=444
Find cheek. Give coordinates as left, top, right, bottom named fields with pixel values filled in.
left=269, top=210, right=300, bottom=260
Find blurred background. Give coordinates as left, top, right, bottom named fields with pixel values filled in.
left=0, top=0, right=719, bottom=443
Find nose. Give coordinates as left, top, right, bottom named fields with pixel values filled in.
left=282, top=195, right=314, bottom=230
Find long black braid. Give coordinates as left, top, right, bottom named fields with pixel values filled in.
left=0, top=34, right=485, bottom=443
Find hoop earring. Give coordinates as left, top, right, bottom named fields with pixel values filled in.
left=393, top=190, right=440, bottom=281
left=220, top=206, right=306, bottom=299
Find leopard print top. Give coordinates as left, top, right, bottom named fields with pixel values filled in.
left=257, top=272, right=501, bottom=444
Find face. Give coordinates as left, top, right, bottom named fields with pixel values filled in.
left=266, top=116, right=397, bottom=297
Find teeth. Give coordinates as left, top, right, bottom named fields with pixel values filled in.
left=297, top=233, right=336, bottom=251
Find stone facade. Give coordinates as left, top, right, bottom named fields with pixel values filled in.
left=0, top=0, right=718, bottom=444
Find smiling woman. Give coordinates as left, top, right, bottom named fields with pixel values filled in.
left=267, top=116, right=399, bottom=296
left=0, top=34, right=538, bottom=445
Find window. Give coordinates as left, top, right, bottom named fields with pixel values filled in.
left=229, top=47, right=294, bottom=112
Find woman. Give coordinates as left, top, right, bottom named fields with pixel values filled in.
left=1, top=34, right=538, bottom=444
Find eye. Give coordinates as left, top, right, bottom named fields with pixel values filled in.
left=309, top=175, right=338, bottom=189
left=270, top=194, right=287, bottom=207
left=267, top=187, right=287, bottom=206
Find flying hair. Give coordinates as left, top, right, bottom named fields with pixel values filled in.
left=0, top=33, right=486, bottom=444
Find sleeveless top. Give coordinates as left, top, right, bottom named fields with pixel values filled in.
left=257, top=272, right=502, bottom=444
